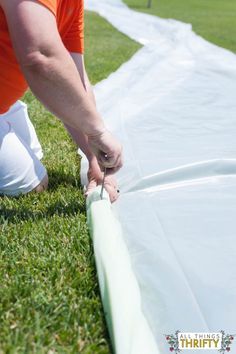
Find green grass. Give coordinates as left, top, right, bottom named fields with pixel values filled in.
left=0, top=11, right=140, bottom=354
left=84, top=10, right=141, bottom=83
left=124, top=0, right=236, bottom=52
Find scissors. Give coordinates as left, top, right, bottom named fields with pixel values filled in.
left=100, top=153, right=108, bottom=199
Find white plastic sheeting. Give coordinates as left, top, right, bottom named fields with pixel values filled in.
left=86, top=188, right=159, bottom=354
left=82, top=1, right=236, bottom=353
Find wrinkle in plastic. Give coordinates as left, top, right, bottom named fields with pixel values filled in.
left=83, top=1, right=236, bottom=353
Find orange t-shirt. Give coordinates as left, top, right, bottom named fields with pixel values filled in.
left=0, top=0, right=84, bottom=114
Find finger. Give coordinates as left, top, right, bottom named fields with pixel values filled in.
left=97, top=152, right=109, bottom=166
left=85, top=179, right=97, bottom=196
left=98, top=149, right=122, bottom=167
left=104, top=167, right=119, bottom=175
left=104, top=157, right=123, bottom=175
left=98, top=154, right=123, bottom=171
left=104, top=181, right=119, bottom=203
left=106, top=186, right=119, bottom=203
left=104, top=175, right=118, bottom=190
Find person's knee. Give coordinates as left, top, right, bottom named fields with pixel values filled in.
left=33, top=174, right=49, bottom=193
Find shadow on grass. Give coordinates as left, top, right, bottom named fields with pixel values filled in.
left=0, top=199, right=86, bottom=224
left=0, top=170, right=86, bottom=224
left=47, top=169, right=82, bottom=191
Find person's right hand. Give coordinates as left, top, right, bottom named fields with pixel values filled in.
left=87, top=129, right=123, bottom=174
left=85, top=157, right=120, bottom=203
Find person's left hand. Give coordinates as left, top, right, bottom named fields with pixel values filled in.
left=85, top=157, right=120, bottom=203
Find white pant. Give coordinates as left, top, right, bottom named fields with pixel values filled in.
left=0, top=101, right=47, bottom=196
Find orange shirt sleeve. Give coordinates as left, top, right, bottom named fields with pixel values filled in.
left=36, top=0, right=84, bottom=54
left=62, top=1, right=84, bottom=54
left=36, top=0, right=57, bottom=17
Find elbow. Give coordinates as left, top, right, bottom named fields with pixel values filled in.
left=20, top=50, right=55, bottom=77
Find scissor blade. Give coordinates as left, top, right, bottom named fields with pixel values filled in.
left=100, top=167, right=106, bottom=199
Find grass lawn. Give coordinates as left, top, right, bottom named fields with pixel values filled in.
left=124, top=0, right=236, bottom=52
left=0, top=11, right=140, bottom=354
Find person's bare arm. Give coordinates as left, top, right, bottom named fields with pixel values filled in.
left=0, top=0, right=122, bottom=171
left=64, top=53, right=119, bottom=201
left=64, top=52, right=96, bottom=106
left=64, top=52, right=96, bottom=161
left=70, top=52, right=96, bottom=106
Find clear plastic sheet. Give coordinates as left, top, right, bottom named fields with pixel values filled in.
left=86, top=188, right=159, bottom=354
left=83, top=1, right=236, bottom=353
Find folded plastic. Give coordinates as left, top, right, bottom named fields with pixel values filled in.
left=86, top=188, right=159, bottom=354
